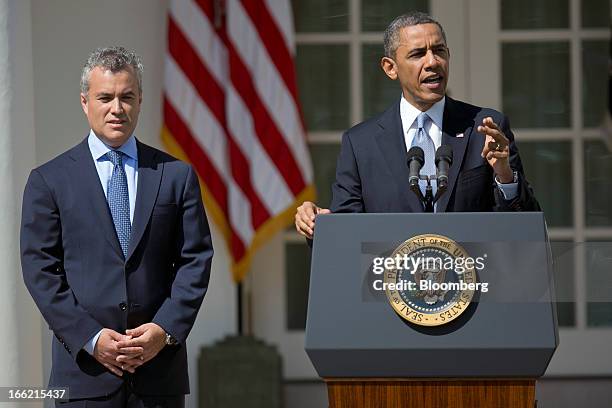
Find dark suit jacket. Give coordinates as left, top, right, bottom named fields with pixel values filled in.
left=330, top=97, right=540, bottom=213
left=20, top=138, right=213, bottom=398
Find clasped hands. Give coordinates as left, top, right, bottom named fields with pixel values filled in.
left=93, top=322, right=167, bottom=376
left=294, top=117, right=513, bottom=239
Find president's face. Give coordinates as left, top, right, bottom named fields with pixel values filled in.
left=381, top=23, right=449, bottom=111
left=80, top=66, right=142, bottom=148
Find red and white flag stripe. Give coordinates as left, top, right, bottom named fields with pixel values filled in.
left=162, top=0, right=315, bottom=281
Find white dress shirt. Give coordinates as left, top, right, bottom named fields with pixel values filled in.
left=400, top=94, right=445, bottom=151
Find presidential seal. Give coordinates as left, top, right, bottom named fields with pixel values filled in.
left=383, top=234, right=477, bottom=326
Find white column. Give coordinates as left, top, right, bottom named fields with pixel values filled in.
left=0, top=0, right=43, bottom=398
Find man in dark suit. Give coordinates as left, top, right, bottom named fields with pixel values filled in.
left=295, top=12, right=539, bottom=238
left=21, top=46, right=213, bottom=406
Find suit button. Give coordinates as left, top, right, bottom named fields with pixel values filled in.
left=125, top=261, right=132, bottom=270
left=119, top=302, right=128, bottom=311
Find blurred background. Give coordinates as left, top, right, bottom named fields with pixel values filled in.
left=0, top=0, right=610, bottom=407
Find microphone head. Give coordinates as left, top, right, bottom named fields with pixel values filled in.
left=407, top=146, right=425, bottom=167
left=435, top=144, right=453, bottom=166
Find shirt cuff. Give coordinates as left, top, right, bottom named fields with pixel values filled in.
left=83, top=329, right=103, bottom=355
left=495, top=171, right=519, bottom=201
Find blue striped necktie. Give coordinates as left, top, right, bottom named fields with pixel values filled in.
left=411, top=112, right=437, bottom=196
left=106, top=150, right=131, bottom=258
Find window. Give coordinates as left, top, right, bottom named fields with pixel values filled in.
left=500, top=0, right=611, bottom=329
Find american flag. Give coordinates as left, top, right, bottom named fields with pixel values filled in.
left=161, top=0, right=315, bottom=282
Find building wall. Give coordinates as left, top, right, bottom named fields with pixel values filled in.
left=24, top=0, right=612, bottom=407
left=0, top=2, right=43, bottom=404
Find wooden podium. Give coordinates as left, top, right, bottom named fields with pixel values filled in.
left=305, top=213, right=557, bottom=408
left=325, top=378, right=535, bottom=408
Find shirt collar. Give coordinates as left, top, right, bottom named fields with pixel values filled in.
left=87, top=129, right=138, bottom=161
left=399, top=95, right=446, bottom=131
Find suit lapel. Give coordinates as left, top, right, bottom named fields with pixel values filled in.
left=437, top=97, right=473, bottom=213
left=127, top=141, right=162, bottom=261
left=374, top=101, right=424, bottom=213
left=69, top=139, right=124, bottom=258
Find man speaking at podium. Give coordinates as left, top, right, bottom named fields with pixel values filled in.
left=295, top=12, right=539, bottom=239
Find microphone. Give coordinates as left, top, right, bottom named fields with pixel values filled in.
left=435, top=145, right=453, bottom=190
left=407, top=146, right=424, bottom=188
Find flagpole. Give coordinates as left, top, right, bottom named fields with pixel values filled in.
left=237, top=282, right=243, bottom=335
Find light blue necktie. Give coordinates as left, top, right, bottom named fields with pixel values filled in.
left=411, top=112, right=437, bottom=197
left=106, top=150, right=131, bottom=258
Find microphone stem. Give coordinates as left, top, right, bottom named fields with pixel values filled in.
left=424, top=177, right=434, bottom=212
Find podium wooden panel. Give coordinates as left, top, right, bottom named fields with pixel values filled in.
left=325, top=378, right=536, bottom=408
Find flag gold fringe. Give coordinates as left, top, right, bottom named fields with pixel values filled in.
left=161, top=126, right=316, bottom=282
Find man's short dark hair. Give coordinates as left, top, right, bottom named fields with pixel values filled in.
left=383, top=12, right=447, bottom=58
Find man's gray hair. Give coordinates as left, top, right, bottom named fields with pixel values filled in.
left=383, top=12, right=447, bottom=58
left=80, top=46, right=144, bottom=96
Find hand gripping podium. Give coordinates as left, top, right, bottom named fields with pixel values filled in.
left=305, top=212, right=558, bottom=408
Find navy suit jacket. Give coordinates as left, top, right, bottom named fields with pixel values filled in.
left=20, top=138, right=213, bottom=398
left=330, top=97, right=540, bottom=213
